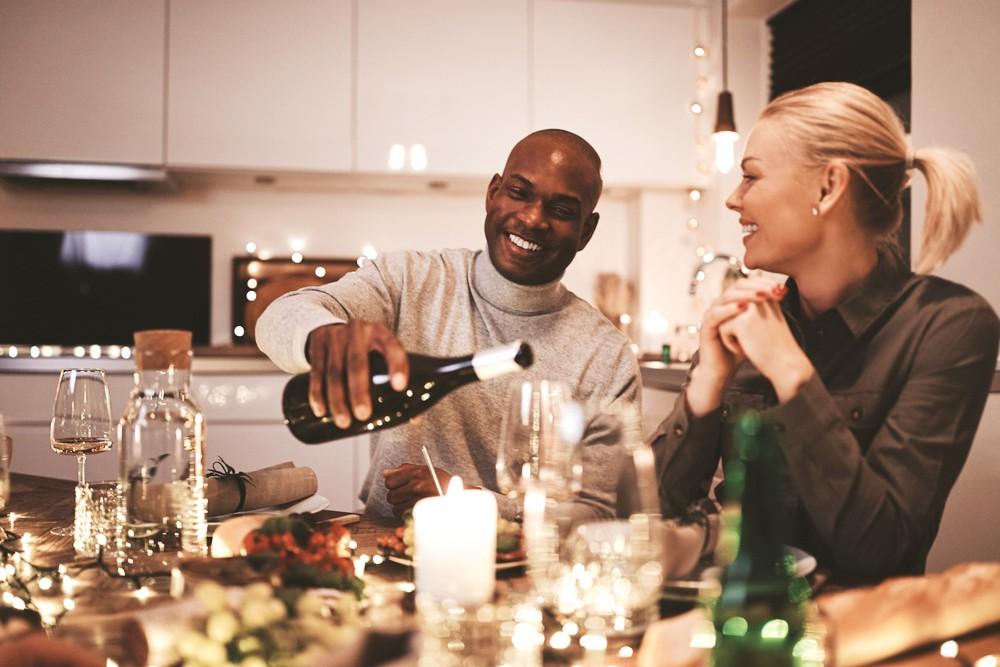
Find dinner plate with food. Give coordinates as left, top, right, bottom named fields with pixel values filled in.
left=377, top=515, right=527, bottom=571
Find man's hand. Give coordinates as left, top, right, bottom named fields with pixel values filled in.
left=384, top=463, right=453, bottom=516
left=306, top=321, right=410, bottom=427
left=0, top=633, right=106, bottom=667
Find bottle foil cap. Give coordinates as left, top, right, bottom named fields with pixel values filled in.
left=133, top=329, right=193, bottom=370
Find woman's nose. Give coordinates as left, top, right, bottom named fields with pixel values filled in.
left=725, top=187, right=741, bottom=211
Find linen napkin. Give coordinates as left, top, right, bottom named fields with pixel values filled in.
left=206, top=461, right=318, bottom=517
left=128, top=462, right=319, bottom=523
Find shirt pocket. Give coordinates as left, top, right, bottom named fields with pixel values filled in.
left=829, top=390, right=885, bottom=454
left=718, top=389, right=797, bottom=504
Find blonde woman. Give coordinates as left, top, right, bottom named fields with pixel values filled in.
left=651, top=82, right=999, bottom=582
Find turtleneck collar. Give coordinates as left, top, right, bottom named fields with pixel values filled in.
left=472, top=249, right=568, bottom=315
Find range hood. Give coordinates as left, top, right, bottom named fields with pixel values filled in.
left=0, top=160, right=168, bottom=183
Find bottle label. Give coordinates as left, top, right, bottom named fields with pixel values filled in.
left=471, top=341, right=526, bottom=380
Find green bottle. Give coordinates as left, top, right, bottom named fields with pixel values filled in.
left=710, top=410, right=810, bottom=667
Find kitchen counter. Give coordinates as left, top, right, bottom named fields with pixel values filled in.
left=2, top=351, right=998, bottom=391
left=0, top=346, right=281, bottom=375
left=638, top=360, right=1000, bottom=393
left=638, top=361, right=689, bottom=392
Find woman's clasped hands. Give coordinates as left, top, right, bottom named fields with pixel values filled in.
left=688, top=276, right=815, bottom=416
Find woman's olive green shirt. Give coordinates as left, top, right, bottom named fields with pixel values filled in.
left=650, top=252, right=1000, bottom=583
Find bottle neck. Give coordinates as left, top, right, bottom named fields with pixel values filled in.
left=134, top=367, right=191, bottom=395
left=727, top=413, right=787, bottom=565
left=471, top=340, right=533, bottom=380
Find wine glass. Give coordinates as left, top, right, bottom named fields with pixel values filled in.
left=49, top=369, right=114, bottom=536
left=523, top=402, right=666, bottom=637
left=0, top=414, right=11, bottom=516
left=496, top=379, right=578, bottom=507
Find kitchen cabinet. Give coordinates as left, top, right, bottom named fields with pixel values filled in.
left=533, top=0, right=699, bottom=186
left=0, top=0, right=165, bottom=164
left=355, top=0, right=529, bottom=176
left=166, top=0, right=352, bottom=172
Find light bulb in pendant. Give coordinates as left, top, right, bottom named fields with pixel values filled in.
left=713, top=130, right=739, bottom=174
left=712, top=90, right=739, bottom=174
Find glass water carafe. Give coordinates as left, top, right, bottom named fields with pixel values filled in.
left=117, top=330, right=207, bottom=572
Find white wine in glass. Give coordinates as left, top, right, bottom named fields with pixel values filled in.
left=50, top=368, right=114, bottom=536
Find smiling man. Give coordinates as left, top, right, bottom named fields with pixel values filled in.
left=256, top=129, right=640, bottom=520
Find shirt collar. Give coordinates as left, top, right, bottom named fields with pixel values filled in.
left=472, top=249, right=568, bottom=315
left=783, top=247, right=913, bottom=338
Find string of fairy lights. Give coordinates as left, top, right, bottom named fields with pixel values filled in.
left=233, top=241, right=378, bottom=341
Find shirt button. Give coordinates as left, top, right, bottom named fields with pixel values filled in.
left=672, top=423, right=685, bottom=437
left=774, top=422, right=786, bottom=433
left=816, top=328, right=825, bottom=336
left=721, top=406, right=730, bottom=419
left=850, top=407, right=864, bottom=421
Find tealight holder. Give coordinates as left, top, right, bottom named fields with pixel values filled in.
left=73, top=480, right=121, bottom=557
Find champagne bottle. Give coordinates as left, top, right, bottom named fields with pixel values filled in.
left=283, top=340, right=534, bottom=444
left=711, top=409, right=809, bottom=667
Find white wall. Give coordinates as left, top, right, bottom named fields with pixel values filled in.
left=912, top=0, right=1000, bottom=572
left=912, top=0, right=1000, bottom=312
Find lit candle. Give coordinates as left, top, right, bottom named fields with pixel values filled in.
left=413, top=476, right=497, bottom=605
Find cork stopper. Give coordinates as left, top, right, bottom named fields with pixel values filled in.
left=133, top=329, right=193, bottom=370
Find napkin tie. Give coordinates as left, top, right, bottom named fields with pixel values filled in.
left=207, top=457, right=255, bottom=512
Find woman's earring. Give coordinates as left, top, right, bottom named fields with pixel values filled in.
left=810, top=206, right=820, bottom=216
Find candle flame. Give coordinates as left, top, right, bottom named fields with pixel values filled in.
left=446, top=476, right=464, bottom=496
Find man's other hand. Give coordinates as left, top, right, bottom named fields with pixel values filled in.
left=383, top=463, right=454, bottom=516
left=306, top=321, right=409, bottom=427
left=0, top=633, right=106, bottom=667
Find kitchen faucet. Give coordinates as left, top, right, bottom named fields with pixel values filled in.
left=689, top=252, right=746, bottom=296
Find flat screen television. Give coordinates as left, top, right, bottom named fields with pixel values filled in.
left=0, top=229, right=211, bottom=345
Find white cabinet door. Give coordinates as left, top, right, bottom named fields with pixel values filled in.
left=356, top=0, right=529, bottom=176
left=533, top=0, right=698, bottom=186
left=0, top=0, right=165, bottom=164
left=167, top=0, right=352, bottom=171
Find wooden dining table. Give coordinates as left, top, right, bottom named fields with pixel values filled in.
left=2, top=472, right=999, bottom=667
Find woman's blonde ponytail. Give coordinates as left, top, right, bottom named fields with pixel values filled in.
left=912, top=147, right=983, bottom=274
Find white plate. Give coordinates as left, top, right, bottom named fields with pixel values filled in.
left=662, top=545, right=817, bottom=596
left=385, top=554, right=528, bottom=572
left=207, top=494, right=330, bottom=526
left=786, top=545, right=817, bottom=579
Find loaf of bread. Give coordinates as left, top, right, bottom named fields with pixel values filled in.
left=637, top=562, right=1000, bottom=667
left=818, top=561, right=1000, bottom=666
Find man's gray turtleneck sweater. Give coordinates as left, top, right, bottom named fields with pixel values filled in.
left=256, top=248, right=641, bottom=520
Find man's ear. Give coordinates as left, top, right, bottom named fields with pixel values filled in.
left=485, top=174, right=502, bottom=208
left=577, top=212, right=599, bottom=251
left=817, top=160, right=850, bottom=215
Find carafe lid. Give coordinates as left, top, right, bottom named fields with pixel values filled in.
left=133, top=329, right=192, bottom=370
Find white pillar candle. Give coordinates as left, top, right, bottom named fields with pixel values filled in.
left=413, top=476, right=497, bottom=605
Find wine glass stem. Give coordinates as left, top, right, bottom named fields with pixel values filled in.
left=77, top=454, right=86, bottom=486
